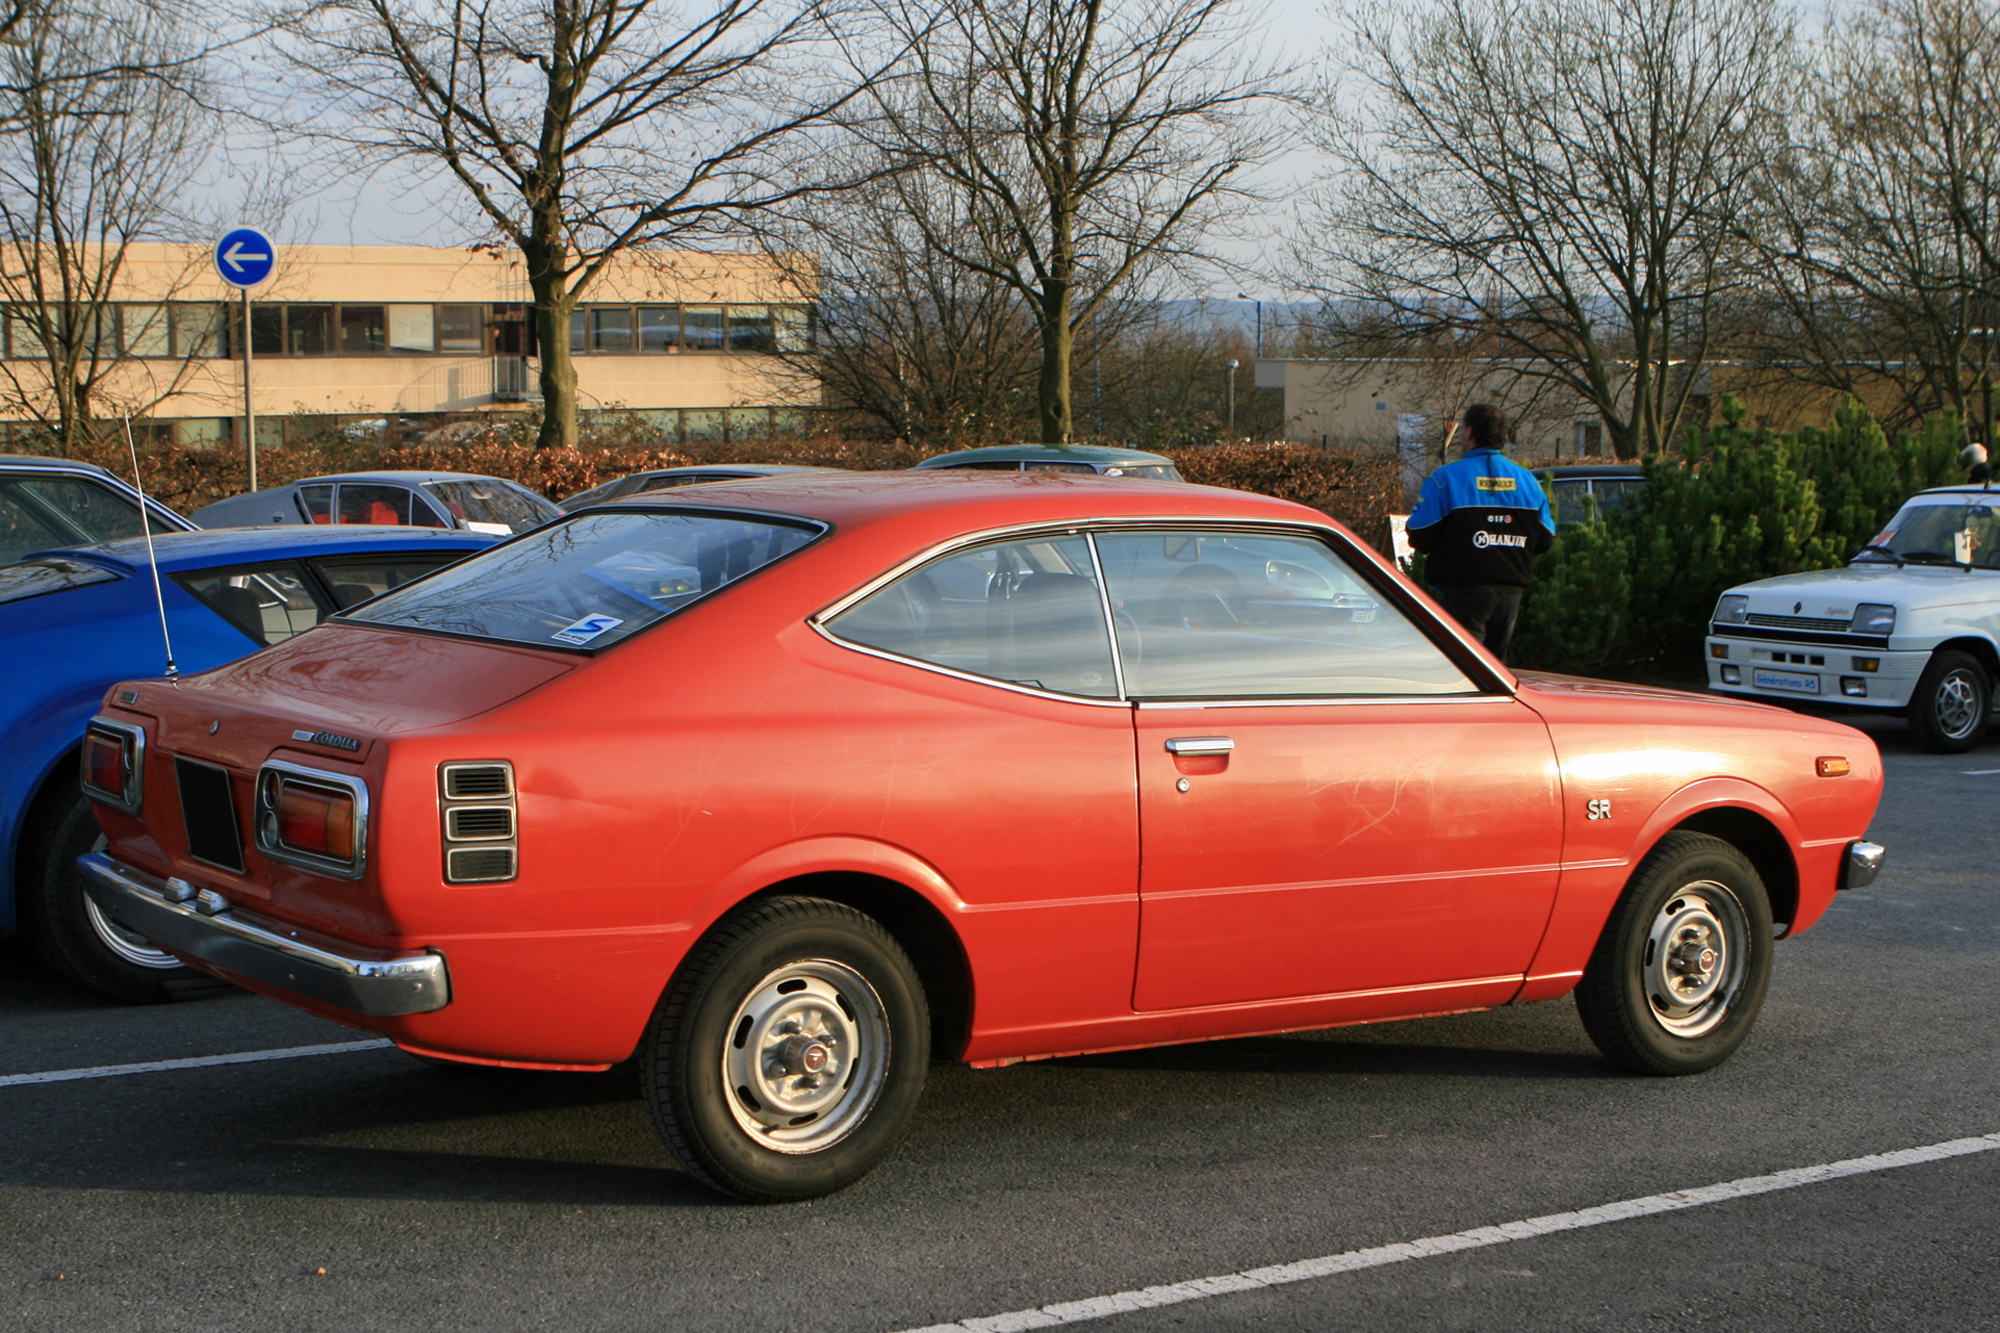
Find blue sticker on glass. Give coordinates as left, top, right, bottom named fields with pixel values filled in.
left=552, top=614, right=623, bottom=646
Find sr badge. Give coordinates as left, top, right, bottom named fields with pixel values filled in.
left=1586, top=798, right=1612, bottom=821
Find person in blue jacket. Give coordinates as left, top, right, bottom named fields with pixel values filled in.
left=1407, top=403, right=1554, bottom=662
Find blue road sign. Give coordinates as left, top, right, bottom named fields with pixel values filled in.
left=213, top=228, right=275, bottom=288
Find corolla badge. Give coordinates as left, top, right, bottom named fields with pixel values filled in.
left=291, top=729, right=361, bottom=752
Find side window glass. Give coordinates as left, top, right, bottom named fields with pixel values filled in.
left=311, top=556, right=458, bottom=610
left=14, top=477, right=146, bottom=543
left=297, top=484, right=334, bottom=524
left=337, top=484, right=414, bottom=525
left=1094, top=530, right=1477, bottom=698
left=639, top=475, right=701, bottom=491
left=0, top=481, right=74, bottom=562
left=176, top=564, right=323, bottom=646
left=826, top=534, right=1118, bottom=698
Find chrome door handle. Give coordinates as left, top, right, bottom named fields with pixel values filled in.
left=1165, top=736, right=1235, bottom=756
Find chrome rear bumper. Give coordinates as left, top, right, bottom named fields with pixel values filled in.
left=77, top=853, right=449, bottom=1017
left=1843, top=840, right=1886, bottom=890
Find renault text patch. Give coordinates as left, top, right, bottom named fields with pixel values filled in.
left=1474, top=476, right=1518, bottom=491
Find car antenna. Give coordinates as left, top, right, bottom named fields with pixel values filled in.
left=122, top=415, right=178, bottom=677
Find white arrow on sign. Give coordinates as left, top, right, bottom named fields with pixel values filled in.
left=220, top=239, right=269, bottom=274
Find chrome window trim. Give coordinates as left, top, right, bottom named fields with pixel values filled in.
left=1136, top=694, right=1502, bottom=709
left=1082, top=531, right=1129, bottom=699
left=81, top=715, right=146, bottom=813
left=254, top=758, right=369, bottom=880
left=812, top=516, right=1512, bottom=706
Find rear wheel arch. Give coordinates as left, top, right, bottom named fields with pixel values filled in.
left=1670, top=806, right=1799, bottom=934
left=733, top=872, right=973, bottom=1062
left=10, top=741, right=85, bottom=931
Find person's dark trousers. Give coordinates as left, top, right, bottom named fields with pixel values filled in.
left=1431, top=582, right=1526, bottom=661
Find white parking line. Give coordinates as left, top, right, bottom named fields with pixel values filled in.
left=0, top=1038, right=396, bottom=1088
left=895, top=1131, right=2000, bottom=1333
left=1959, top=768, right=2000, bottom=775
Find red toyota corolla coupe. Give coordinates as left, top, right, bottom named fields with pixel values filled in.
left=77, top=472, right=1885, bottom=1201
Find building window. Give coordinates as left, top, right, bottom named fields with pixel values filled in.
left=124, top=304, right=171, bottom=357
left=287, top=305, right=333, bottom=355
left=590, top=306, right=633, bottom=352
left=640, top=305, right=678, bottom=352
left=339, top=305, right=386, bottom=355
left=173, top=303, right=228, bottom=358
left=682, top=305, right=724, bottom=351
left=773, top=305, right=812, bottom=353
left=567, top=309, right=585, bottom=354
left=438, top=304, right=484, bottom=354
left=388, top=305, right=434, bottom=353
left=727, top=305, right=773, bottom=353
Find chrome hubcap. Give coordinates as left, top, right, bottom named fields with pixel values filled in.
left=1935, top=670, right=1982, bottom=739
left=80, top=833, right=181, bottom=970
left=721, top=959, right=889, bottom=1154
left=1643, top=883, right=1747, bottom=1038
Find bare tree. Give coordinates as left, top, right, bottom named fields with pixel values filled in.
left=271, top=0, right=892, bottom=449
left=1753, top=0, right=2000, bottom=442
left=0, top=0, right=220, bottom=451
left=1300, top=0, right=1797, bottom=459
left=859, top=0, right=1285, bottom=445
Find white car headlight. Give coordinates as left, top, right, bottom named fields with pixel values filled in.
left=1852, top=603, right=1896, bottom=635
left=1713, top=594, right=1748, bottom=625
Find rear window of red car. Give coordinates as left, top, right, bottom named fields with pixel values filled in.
left=346, top=509, right=821, bottom=650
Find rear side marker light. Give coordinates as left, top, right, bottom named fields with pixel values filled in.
left=1817, top=756, right=1851, bottom=777
left=255, top=760, right=368, bottom=879
left=80, top=718, right=145, bottom=813
left=440, top=761, right=517, bottom=884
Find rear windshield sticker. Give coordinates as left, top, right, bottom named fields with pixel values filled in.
left=553, top=614, right=624, bottom=646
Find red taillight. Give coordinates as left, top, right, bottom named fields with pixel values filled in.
left=83, top=730, right=127, bottom=798
left=275, top=781, right=356, bottom=860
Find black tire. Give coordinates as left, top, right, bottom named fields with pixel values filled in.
left=1907, top=649, right=1990, bottom=753
left=1576, top=831, right=1773, bottom=1076
left=19, top=778, right=206, bottom=1002
left=641, top=895, right=929, bottom=1203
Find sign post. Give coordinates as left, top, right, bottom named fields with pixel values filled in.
left=213, top=228, right=276, bottom=490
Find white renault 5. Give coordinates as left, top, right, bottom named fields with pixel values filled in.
left=1706, top=485, right=2000, bottom=752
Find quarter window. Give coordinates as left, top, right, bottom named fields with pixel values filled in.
left=826, top=535, right=1119, bottom=698
left=176, top=563, right=324, bottom=646
left=1094, top=530, right=1476, bottom=698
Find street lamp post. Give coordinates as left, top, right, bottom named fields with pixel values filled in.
left=1236, top=292, right=1262, bottom=358
left=1227, top=358, right=1239, bottom=437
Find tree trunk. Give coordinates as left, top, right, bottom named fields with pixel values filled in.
left=1037, top=282, right=1073, bottom=444
left=526, top=249, right=578, bottom=451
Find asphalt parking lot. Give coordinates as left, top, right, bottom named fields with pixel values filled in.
left=2, top=712, right=1995, bottom=1332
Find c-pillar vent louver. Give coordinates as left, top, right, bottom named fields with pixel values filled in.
left=439, top=762, right=517, bottom=883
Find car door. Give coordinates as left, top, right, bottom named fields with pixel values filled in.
left=1093, top=528, right=1563, bottom=1011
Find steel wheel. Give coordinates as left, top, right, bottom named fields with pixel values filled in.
left=84, top=883, right=184, bottom=970
left=720, top=958, right=891, bottom=1154
left=1577, top=831, right=1773, bottom=1075
left=1639, top=882, right=1748, bottom=1039
left=642, top=896, right=929, bottom=1203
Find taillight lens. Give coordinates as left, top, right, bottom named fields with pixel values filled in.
left=255, top=760, right=368, bottom=878
left=80, top=718, right=144, bottom=812
left=83, top=731, right=127, bottom=797
left=276, top=780, right=356, bottom=860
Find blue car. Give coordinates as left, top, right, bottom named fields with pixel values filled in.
left=1, top=524, right=498, bottom=1000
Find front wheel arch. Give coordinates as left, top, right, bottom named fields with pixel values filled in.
left=1671, top=807, right=1798, bottom=934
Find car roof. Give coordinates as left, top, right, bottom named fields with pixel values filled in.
left=0, top=454, right=119, bottom=476
left=1533, top=464, right=1644, bottom=479
left=630, top=464, right=846, bottom=479
left=23, top=524, right=498, bottom=574
left=294, top=471, right=526, bottom=486
left=590, top=468, right=1319, bottom=536
left=911, top=444, right=1176, bottom=469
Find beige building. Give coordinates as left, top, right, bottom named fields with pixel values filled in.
left=0, top=243, right=818, bottom=447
